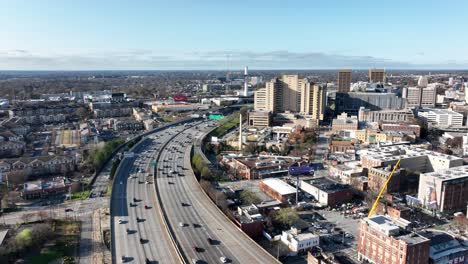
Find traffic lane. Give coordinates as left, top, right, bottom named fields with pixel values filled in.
left=159, top=129, right=235, bottom=263
left=183, top=132, right=279, bottom=263
left=160, top=138, right=223, bottom=264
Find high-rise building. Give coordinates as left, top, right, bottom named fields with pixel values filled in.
left=337, top=69, right=352, bottom=92
left=369, top=68, right=385, bottom=83
left=402, top=86, right=436, bottom=108
left=253, top=75, right=326, bottom=121
left=358, top=215, right=430, bottom=264
left=417, top=75, right=428, bottom=87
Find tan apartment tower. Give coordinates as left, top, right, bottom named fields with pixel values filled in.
left=337, top=69, right=352, bottom=92
left=369, top=68, right=385, bottom=83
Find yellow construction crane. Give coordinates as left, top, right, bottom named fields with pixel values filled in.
left=367, top=159, right=401, bottom=217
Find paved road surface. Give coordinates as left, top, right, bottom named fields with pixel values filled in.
left=111, top=125, right=185, bottom=264
left=155, top=122, right=280, bottom=264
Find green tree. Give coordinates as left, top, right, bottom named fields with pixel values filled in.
left=240, top=190, right=261, bottom=205
left=201, top=167, right=213, bottom=180
left=274, top=208, right=300, bottom=227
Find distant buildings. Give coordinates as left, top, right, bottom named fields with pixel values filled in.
left=8, top=102, right=80, bottom=124
left=337, top=69, right=352, bottom=93
left=417, top=108, right=463, bottom=128
left=368, top=68, right=386, bottom=83
left=417, top=165, right=468, bottom=213
left=151, top=103, right=208, bottom=112
left=113, top=119, right=144, bottom=131
left=358, top=215, right=430, bottom=264
left=420, top=231, right=468, bottom=264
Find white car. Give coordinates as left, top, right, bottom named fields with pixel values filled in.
left=118, top=219, right=123, bottom=224
left=220, top=257, right=228, bottom=263
left=179, top=222, right=185, bottom=227
left=145, top=181, right=150, bottom=184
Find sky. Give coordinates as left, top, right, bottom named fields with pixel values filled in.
left=1, top=0, right=468, bottom=70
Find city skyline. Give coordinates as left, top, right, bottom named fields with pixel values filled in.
left=2, top=0, right=468, bottom=70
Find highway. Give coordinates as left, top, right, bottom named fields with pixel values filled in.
left=156, top=121, right=280, bottom=264
left=111, top=125, right=184, bottom=264
left=111, top=118, right=279, bottom=264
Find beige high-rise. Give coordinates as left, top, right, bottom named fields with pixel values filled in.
left=368, top=68, right=385, bottom=83
left=254, top=74, right=326, bottom=121
left=337, top=69, right=352, bottom=92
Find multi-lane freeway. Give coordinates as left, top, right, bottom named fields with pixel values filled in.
left=111, top=119, right=279, bottom=264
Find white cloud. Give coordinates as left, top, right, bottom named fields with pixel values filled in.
left=0, top=50, right=466, bottom=70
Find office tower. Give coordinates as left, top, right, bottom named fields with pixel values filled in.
left=337, top=69, right=352, bottom=92
left=368, top=68, right=385, bottom=83
left=402, top=86, right=436, bottom=108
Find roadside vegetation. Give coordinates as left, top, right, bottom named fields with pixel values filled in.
left=0, top=219, right=79, bottom=264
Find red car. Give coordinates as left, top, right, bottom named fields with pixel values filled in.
left=144, top=205, right=150, bottom=209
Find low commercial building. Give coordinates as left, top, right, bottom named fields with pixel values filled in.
left=281, top=227, right=319, bottom=253
left=331, top=112, right=358, bottom=132
left=259, top=178, right=296, bottom=203
left=417, top=165, right=468, bottom=213
left=418, top=108, right=463, bottom=128
left=248, top=111, right=272, bottom=128
left=21, top=177, right=71, bottom=199
left=358, top=215, right=430, bottom=264
left=420, top=231, right=468, bottom=264
left=223, top=156, right=293, bottom=180
left=300, top=177, right=353, bottom=206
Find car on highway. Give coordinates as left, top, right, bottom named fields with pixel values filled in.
left=220, top=256, right=229, bottom=263
left=64, top=208, right=73, bottom=212
left=118, top=219, right=123, bottom=224
left=144, top=205, right=150, bottom=209
left=193, top=246, right=204, bottom=252
left=179, top=222, right=185, bottom=227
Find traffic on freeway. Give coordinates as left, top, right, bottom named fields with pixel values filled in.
left=112, top=119, right=279, bottom=264
left=155, top=122, right=279, bottom=264
left=111, top=124, right=187, bottom=264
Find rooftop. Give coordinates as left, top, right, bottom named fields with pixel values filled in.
left=422, top=165, right=468, bottom=181
left=261, top=178, right=296, bottom=195
left=303, top=177, right=350, bottom=193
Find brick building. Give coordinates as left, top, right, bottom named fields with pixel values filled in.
left=358, top=215, right=430, bottom=264
left=368, top=167, right=406, bottom=194
left=329, top=140, right=354, bottom=154
left=259, top=178, right=296, bottom=203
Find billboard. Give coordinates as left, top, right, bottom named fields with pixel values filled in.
left=289, top=166, right=314, bottom=175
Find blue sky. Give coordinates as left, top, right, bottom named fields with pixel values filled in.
left=1, top=0, right=468, bottom=70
